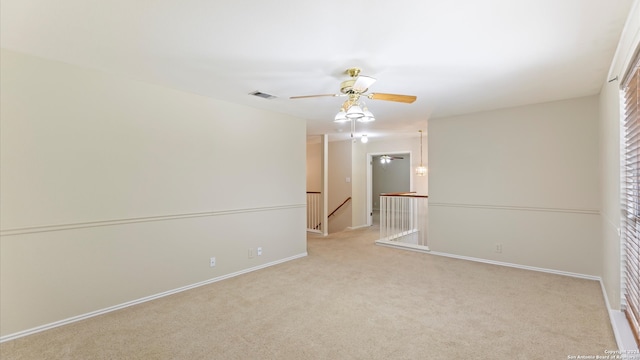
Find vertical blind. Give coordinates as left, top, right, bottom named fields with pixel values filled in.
left=623, top=51, right=640, bottom=346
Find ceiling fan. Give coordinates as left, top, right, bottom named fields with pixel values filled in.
left=289, top=68, right=417, bottom=112
left=379, top=155, right=404, bottom=164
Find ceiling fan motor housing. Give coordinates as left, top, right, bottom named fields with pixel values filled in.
left=340, top=79, right=357, bottom=94
left=341, top=67, right=365, bottom=94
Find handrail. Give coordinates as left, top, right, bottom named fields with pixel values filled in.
left=313, top=196, right=352, bottom=230
left=328, top=197, right=352, bottom=218
left=381, top=192, right=429, bottom=198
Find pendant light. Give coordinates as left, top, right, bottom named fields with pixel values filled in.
left=415, top=130, right=427, bottom=176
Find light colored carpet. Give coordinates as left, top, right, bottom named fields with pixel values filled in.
left=1, top=226, right=616, bottom=359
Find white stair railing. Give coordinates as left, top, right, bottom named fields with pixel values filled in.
left=306, top=192, right=322, bottom=233
left=377, top=193, right=429, bottom=251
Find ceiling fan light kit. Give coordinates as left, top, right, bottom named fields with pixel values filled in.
left=334, top=110, right=348, bottom=123
left=346, top=104, right=365, bottom=120
left=361, top=107, right=375, bottom=122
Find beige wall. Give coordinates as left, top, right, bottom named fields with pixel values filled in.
left=428, top=96, right=601, bottom=276
left=328, top=140, right=352, bottom=233
left=0, top=49, right=307, bottom=337
left=351, top=139, right=368, bottom=228
left=599, top=0, right=640, bottom=309
left=306, top=137, right=322, bottom=192
left=599, top=81, right=623, bottom=309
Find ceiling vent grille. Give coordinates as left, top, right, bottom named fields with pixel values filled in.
left=249, top=91, right=277, bottom=100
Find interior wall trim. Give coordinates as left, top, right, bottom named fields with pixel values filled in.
left=600, top=278, right=640, bottom=351
left=0, top=252, right=308, bottom=343
left=429, top=202, right=599, bottom=215
left=428, top=250, right=600, bottom=281
left=0, top=204, right=307, bottom=237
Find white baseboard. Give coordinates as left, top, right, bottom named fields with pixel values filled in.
left=428, top=250, right=600, bottom=280
left=375, top=239, right=430, bottom=253
left=599, top=280, right=639, bottom=351
left=609, top=310, right=639, bottom=351
left=347, top=224, right=371, bottom=230
left=0, top=252, right=308, bottom=343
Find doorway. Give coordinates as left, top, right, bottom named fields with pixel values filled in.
left=367, top=152, right=412, bottom=226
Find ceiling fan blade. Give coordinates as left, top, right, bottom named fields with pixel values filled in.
left=369, top=93, right=417, bottom=103
left=289, top=94, right=340, bottom=99
left=352, top=75, right=377, bottom=93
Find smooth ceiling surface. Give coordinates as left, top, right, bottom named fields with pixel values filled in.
left=1, top=0, right=634, bottom=140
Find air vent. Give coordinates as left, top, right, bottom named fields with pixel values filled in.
left=249, top=91, right=277, bottom=100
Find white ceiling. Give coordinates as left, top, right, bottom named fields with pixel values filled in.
left=1, top=0, right=634, bottom=141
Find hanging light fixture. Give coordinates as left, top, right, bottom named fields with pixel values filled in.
left=361, top=134, right=368, bottom=143
left=415, top=130, right=427, bottom=176
left=334, top=97, right=376, bottom=140
left=380, top=155, right=392, bottom=164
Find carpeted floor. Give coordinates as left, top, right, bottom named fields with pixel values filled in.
left=0, top=226, right=616, bottom=359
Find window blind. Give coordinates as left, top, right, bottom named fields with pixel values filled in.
left=622, top=50, right=640, bottom=346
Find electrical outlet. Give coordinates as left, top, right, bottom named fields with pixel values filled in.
left=210, top=257, right=216, bottom=267
left=248, top=248, right=254, bottom=259
left=257, top=247, right=262, bottom=256
left=495, top=244, right=502, bottom=253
